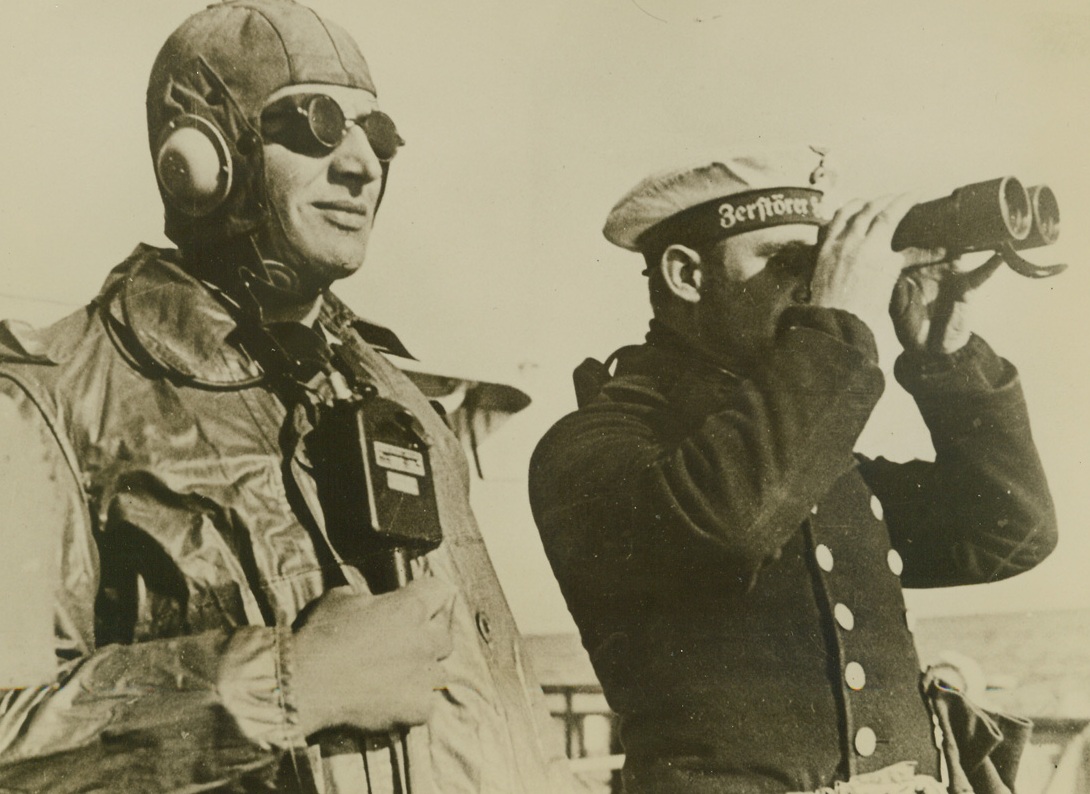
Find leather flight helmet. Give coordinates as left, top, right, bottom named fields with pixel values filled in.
left=147, top=0, right=377, bottom=252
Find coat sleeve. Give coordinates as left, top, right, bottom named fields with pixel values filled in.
left=529, top=307, right=886, bottom=594
left=856, top=334, right=1057, bottom=588
left=0, top=377, right=305, bottom=793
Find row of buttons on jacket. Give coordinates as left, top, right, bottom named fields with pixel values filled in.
left=810, top=496, right=906, bottom=758
left=811, top=546, right=903, bottom=578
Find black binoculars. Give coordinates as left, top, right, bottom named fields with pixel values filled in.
left=891, top=176, right=1064, bottom=278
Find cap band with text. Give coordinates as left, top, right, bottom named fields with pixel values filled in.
left=638, top=187, right=826, bottom=252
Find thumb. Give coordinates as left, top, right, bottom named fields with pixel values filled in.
left=889, top=276, right=929, bottom=351
left=889, top=274, right=918, bottom=322
left=405, top=578, right=459, bottom=659
left=407, top=577, right=459, bottom=622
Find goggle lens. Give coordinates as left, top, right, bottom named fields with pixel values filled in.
left=262, top=94, right=403, bottom=161
left=360, top=112, right=402, bottom=162
left=307, top=94, right=350, bottom=148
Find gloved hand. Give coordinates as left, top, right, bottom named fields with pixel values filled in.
left=290, top=577, right=457, bottom=736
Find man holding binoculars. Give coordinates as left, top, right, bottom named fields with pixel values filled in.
left=529, top=146, right=1058, bottom=794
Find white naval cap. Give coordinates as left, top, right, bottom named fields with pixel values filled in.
left=603, top=145, right=835, bottom=253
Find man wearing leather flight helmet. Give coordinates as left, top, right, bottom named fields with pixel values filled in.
left=0, top=1, right=571, bottom=792
left=528, top=147, right=1058, bottom=793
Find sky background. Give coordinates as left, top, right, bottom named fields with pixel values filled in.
left=0, top=0, right=1087, bottom=634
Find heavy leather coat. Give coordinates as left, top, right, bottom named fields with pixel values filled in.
left=0, top=246, right=571, bottom=793
left=528, top=308, right=1057, bottom=794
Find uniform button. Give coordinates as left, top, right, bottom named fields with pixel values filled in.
left=854, top=727, right=877, bottom=756
left=475, top=611, right=493, bottom=643
left=934, top=725, right=945, bottom=748
left=834, top=603, right=855, bottom=631
left=811, top=504, right=819, bottom=516
left=845, top=661, right=866, bottom=691
left=870, top=495, right=884, bottom=521
left=887, top=549, right=904, bottom=576
left=815, top=544, right=834, bottom=572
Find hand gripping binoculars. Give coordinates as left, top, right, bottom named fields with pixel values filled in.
left=891, top=176, right=1064, bottom=278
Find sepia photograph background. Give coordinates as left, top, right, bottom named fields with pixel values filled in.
left=1, top=3, right=1087, bottom=778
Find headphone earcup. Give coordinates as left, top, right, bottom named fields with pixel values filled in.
left=155, top=115, right=233, bottom=217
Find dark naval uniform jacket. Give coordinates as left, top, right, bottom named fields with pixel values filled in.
left=528, top=306, right=1056, bottom=794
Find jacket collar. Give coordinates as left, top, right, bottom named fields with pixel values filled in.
left=614, top=318, right=740, bottom=383
left=96, top=244, right=411, bottom=387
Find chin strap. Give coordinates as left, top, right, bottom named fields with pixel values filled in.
left=376, top=160, right=392, bottom=213
left=186, top=232, right=320, bottom=313
left=239, top=257, right=316, bottom=313
left=181, top=235, right=334, bottom=388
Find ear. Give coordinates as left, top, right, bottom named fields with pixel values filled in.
left=659, top=244, right=704, bottom=304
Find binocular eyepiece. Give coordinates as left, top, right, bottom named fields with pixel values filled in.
left=891, top=176, right=1064, bottom=278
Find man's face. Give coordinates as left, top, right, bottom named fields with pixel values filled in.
left=259, top=84, right=386, bottom=294
left=695, top=223, right=819, bottom=370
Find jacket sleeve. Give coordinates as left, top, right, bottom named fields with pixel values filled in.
left=0, top=377, right=305, bottom=793
left=529, top=307, right=885, bottom=593
left=856, top=334, right=1057, bottom=587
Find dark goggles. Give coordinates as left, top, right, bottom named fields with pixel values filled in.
left=260, top=93, right=404, bottom=160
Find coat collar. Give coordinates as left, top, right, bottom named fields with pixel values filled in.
left=613, top=319, right=741, bottom=384
left=94, top=244, right=411, bottom=387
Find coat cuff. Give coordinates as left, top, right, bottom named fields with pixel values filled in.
left=893, top=334, right=1009, bottom=396
left=777, top=305, right=880, bottom=365
left=217, top=626, right=306, bottom=752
